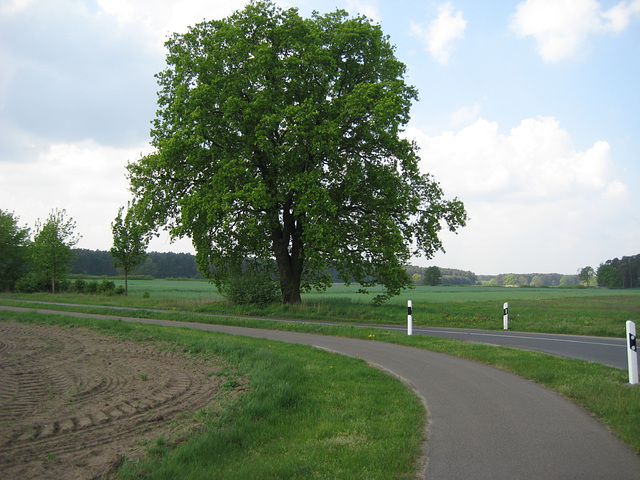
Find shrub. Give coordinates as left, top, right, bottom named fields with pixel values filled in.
left=72, top=278, right=86, bottom=293
left=223, top=271, right=281, bottom=306
left=15, top=272, right=48, bottom=293
left=98, top=279, right=116, bottom=295
left=114, top=285, right=125, bottom=295
left=85, top=280, right=99, bottom=294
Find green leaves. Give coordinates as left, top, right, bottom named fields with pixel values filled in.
left=128, top=1, right=467, bottom=303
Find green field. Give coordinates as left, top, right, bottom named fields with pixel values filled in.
left=110, top=281, right=640, bottom=337
left=4, top=281, right=639, bottom=337
left=113, top=280, right=639, bottom=303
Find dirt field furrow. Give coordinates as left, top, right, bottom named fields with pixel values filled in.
left=0, top=320, right=246, bottom=480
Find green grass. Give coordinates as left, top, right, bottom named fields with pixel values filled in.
left=3, top=282, right=637, bottom=336
left=0, top=310, right=425, bottom=480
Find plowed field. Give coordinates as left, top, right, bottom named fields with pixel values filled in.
left=0, top=321, right=243, bottom=479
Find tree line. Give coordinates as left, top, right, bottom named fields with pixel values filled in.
left=3, top=206, right=637, bottom=294
left=587, top=254, right=640, bottom=289
left=72, top=249, right=202, bottom=279
left=405, top=266, right=581, bottom=287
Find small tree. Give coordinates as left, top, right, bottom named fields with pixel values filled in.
left=111, top=203, right=150, bottom=295
left=31, top=208, right=80, bottom=293
left=579, top=266, right=595, bottom=287
left=423, top=266, right=442, bottom=286
left=0, top=210, right=30, bottom=291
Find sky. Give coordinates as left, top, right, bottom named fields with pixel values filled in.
left=1, top=0, right=639, bottom=275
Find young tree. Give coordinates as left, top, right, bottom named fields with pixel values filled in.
left=111, top=203, right=150, bottom=295
left=579, top=266, right=595, bottom=287
left=423, top=266, right=442, bottom=286
left=128, top=1, right=467, bottom=304
left=31, top=208, right=81, bottom=293
left=0, top=210, right=30, bottom=291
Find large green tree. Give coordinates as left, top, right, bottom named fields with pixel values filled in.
left=128, top=1, right=467, bottom=304
left=0, top=210, right=30, bottom=291
left=31, top=208, right=80, bottom=294
left=111, top=203, right=150, bottom=295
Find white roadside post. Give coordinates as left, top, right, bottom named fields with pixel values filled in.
left=503, top=302, right=509, bottom=330
left=407, top=300, right=413, bottom=336
left=626, top=320, right=638, bottom=385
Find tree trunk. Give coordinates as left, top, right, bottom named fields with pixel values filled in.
left=51, top=262, right=56, bottom=294
left=271, top=210, right=304, bottom=304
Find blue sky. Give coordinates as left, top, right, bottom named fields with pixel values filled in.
left=1, top=0, right=638, bottom=275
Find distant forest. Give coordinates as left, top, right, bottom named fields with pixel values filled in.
left=405, top=266, right=580, bottom=287
left=71, top=249, right=639, bottom=288
left=599, top=254, right=640, bottom=288
left=71, top=249, right=202, bottom=279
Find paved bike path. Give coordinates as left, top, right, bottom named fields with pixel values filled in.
left=2, top=306, right=639, bottom=479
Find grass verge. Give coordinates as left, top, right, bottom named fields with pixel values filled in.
left=0, top=310, right=426, bottom=480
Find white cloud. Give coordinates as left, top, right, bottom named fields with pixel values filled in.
left=407, top=117, right=630, bottom=273
left=411, top=116, right=625, bottom=201
left=345, top=0, right=381, bottom=22
left=96, top=0, right=248, bottom=50
left=0, top=140, right=153, bottom=250
left=410, top=2, right=466, bottom=65
left=511, top=0, right=640, bottom=62
left=0, top=0, right=35, bottom=15
left=450, top=103, right=481, bottom=127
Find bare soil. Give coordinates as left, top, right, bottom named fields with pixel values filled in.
left=0, top=320, right=245, bottom=479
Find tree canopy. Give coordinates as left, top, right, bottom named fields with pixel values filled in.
left=128, top=1, right=467, bottom=303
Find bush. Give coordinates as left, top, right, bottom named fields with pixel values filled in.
left=85, top=280, right=99, bottom=294
left=72, top=278, right=86, bottom=293
left=98, top=279, right=116, bottom=295
left=15, top=272, right=48, bottom=293
left=114, top=285, right=125, bottom=295
left=223, top=272, right=281, bottom=306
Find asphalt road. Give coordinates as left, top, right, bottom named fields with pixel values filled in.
left=2, top=305, right=639, bottom=479
left=379, top=324, right=636, bottom=370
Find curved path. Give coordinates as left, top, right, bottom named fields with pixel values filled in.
left=2, top=306, right=640, bottom=479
